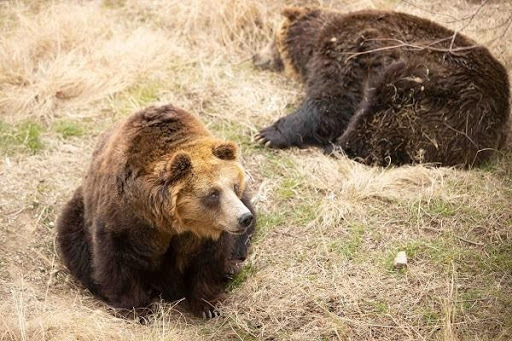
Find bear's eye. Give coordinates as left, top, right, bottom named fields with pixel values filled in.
left=202, top=189, right=221, bottom=207
left=208, top=189, right=220, bottom=199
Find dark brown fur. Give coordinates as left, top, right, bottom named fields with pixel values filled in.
left=254, top=8, right=510, bottom=167
left=56, top=104, right=255, bottom=318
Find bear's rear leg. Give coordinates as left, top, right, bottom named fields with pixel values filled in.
left=91, top=224, right=154, bottom=310
left=56, top=187, right=99, bottom=295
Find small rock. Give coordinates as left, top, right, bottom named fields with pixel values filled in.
left=393, top=251, right=408, bottom=269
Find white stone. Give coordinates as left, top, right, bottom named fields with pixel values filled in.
left=393, top=251, right=408, bottom=269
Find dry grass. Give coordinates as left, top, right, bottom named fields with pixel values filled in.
left=0, top=0, right=511, bottom=340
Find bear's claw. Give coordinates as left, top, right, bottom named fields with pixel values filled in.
left=202, top=308, right=220, bottom=319
left=192, top=297, right=223, bottom=319
left=255, top=125, right=291, bottom=149
left=200, top=304, right=220, bottom=319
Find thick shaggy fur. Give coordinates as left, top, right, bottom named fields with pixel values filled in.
left=254, top=7, right=510, bottom=167
left=56, top=104, right=255, bottom=318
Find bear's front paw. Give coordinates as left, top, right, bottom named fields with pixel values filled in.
left=255, top=123, right=294, bottom=149
left=190, top=296, right=226, bottom=319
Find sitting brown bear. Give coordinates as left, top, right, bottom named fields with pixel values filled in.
left=253, top=7, right=510, bottom=167
left=56, top=104, right=256, bottom=318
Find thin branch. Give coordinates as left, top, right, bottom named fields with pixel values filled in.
left=450, top=0, right=489, bottom=50
left=342, top=37, right=479, bottom=62
left=398, top=0, right=512, bottom=49
left=446, top=0, right=489, bottom=25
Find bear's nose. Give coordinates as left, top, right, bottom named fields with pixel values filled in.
left=238, top=212, right=254, bottom=228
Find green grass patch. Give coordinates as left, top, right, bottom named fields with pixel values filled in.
left=362, top=299, right=389, bottom=315
left=422, top=309, right=441, bottom=326
left=476, top=160, right=498, bottom=172
left=108, top=81, right=165, bottom=117
left=402, top=198, right=458, bottom=228
left=131, top=82, right=162, bottom=105
left=295, top=201, right=319, bottom=225
left=0, top=120, right=44, bottom=154
left=426, top=199, right=456, bottom=217
left=478, top=241, right=512, bottom=273
left=373, top=300, right=389, bottom=314
left=252, top=211, right=287, bottom=244
left=259, top=211, right=287, bottom=229
left=277, top=177, right=302, bottom=200
left=259, top=152, right=299, bottom=179
left=16, top=121, right=44, bottom=152
left=458, top=289, right=489, bottom=313
left=53, top=119, right=85, bottom=138
left=253, top=201, right=319, bottom=244
left=432, top=239, right=512, bottom=278
left=208, top=120, right=254, bottom=148
left=227, top=263, right=256, bottom=291
left=329, top=223, right=365, bottom=260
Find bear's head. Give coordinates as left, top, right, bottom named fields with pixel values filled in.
left=157, top=139, right=253, bottom=240
left=252, top=7, right=316, bottom=78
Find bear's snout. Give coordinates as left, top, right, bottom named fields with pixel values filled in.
left=238, top=212, right=254, bottom=229
left=252, top=40, right=283, bottom=71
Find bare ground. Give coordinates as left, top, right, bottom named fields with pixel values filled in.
left=0, top=0, right=511, bottom=340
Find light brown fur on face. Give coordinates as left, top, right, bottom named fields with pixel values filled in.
left=170, top=139, right=250, bottom=240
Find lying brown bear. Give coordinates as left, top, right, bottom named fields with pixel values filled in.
left=254, top=7, right=510, bottom=167
left=56, top=104, right=255, bottom=318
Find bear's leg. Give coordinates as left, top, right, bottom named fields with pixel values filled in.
left=91, top=224, right=153, bottom=311
left=332, top=61, right=435, bottom=166
left=184, top=243, right=231, bottom=318
left=189, top=286, right=226, bottom=319
left=337, top=58, right=508, bottom=167
left=188, top=263, right=227, bottom=318
left=56, top=187, right=100, bottom=295
left=256, top=97, right=353, bottom=148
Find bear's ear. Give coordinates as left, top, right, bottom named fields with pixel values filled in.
left=212, top=141, right=238, bottom=161
left=281, top=7, right=308, bottom=22
left=160, top=151, right=192, bottom=183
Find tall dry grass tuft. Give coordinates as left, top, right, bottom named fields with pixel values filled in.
left=0, top=2, right=179, bottom=122
left=123, top=0, right=277, bottom=55
left=294, top=153, right=450, bottom=227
